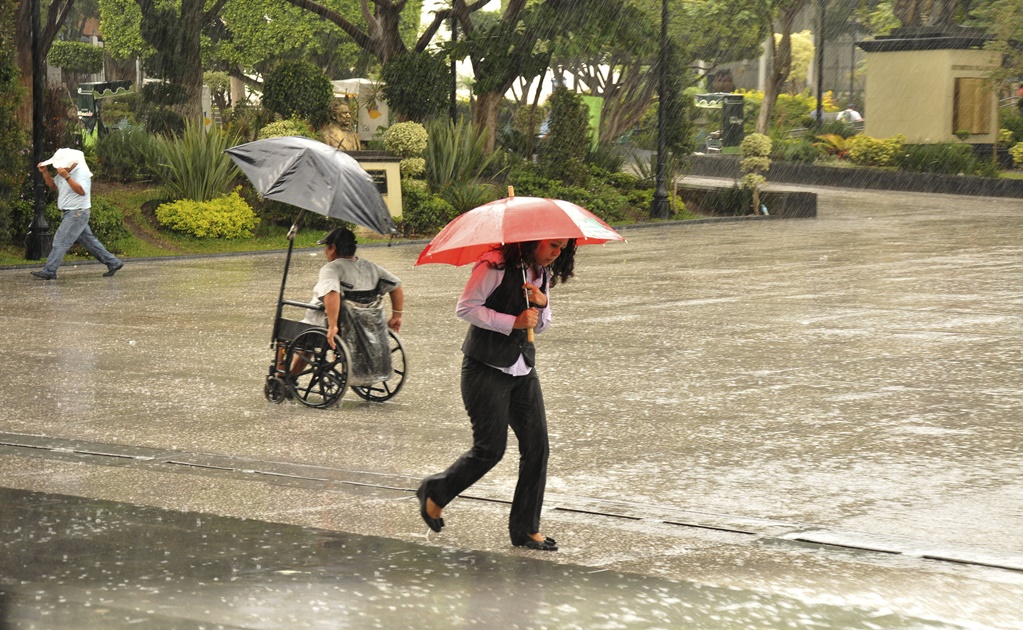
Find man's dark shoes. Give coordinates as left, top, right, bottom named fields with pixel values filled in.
left=103, top=262, right=124, bottom=277
left=30, top=271, right=56, bottom=280
left=511, top=534, right=558, bottom=551
left=415, top=483, right=444, bottom=533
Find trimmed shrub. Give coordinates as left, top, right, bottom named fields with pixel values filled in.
left=537, top=87, right=590, bottom=187
left=262, top=61, right=332, bottom=128
left=400, top=157, right=426, bottom=179
left=603, top=170, right=641, bottom=192
left=508, top=162, right=656, bottom=224
left=898, top=143, right=977, bottom=176
left=506, top=164, right=564, bottom=199
left=396, top=179, right=455, bottom=237
left=257, top=118, right=317, bottom=140
left=740, top=133, right=771, bottom=214
left=47, top=41, right=104, bottom=75
left=383, top=121, right=428, bottom=157
left=776, top=137, right=824, bottom=163
left=1011, top=142, right=1023, bottom=168
left=1001, top=109, right=1023, bottom=145
left=846, top=134, right=905, bottom=167
left=155, top=187, right=259, bottom=239
left=2, top=197, right=33, bottom=248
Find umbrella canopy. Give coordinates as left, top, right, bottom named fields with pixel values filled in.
left=415, top=196, right=624, bottom=266
left=226, top=136, right=395, bottom=235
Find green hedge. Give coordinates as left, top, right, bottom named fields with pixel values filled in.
left=395, top=179, right=456, bottom=237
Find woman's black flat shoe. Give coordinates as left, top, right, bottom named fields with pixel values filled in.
left=511, top=536, right=558, bottom=551
left=415, top=484, right=444, bottom=533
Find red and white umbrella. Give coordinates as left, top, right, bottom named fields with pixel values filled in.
left=415, top=195, right=625, bottom=267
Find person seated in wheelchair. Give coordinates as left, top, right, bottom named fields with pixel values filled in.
left=302, top=227, right=404, bottom=341
left=282, top=227, right=404, bottom=374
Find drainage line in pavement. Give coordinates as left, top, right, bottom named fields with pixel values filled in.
left=4, top=433, right=1023, bottom=574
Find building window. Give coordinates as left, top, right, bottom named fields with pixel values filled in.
left=953, top=78, right=991, bottom=135
left=366, top=169, right=388, bottom=195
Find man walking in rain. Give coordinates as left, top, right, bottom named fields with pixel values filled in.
left=31, top=148, right=124, bottom=280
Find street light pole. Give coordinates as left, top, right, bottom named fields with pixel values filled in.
left=814, top=0, right=826, bottom=131
left=449, top=14, right=458, bottom=122
left=649, top=0, right=671, bottom=219
left=25, top=0, right=51, bottom=260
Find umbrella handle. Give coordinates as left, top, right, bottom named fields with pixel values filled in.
left=520, top=263, right=533, bottom=343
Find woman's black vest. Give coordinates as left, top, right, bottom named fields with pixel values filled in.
left=461, top=262, right=547, bottom=368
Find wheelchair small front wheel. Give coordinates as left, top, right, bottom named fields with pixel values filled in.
left=352, top=329, right=407, bottom=402
left=285, top=330, right=350, bottom=409
left=264, top=376, right=288, bottom=404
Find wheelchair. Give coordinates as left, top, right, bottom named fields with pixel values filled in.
left=264, top=282, right=407, bottom=409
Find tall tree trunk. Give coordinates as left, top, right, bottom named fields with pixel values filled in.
left=179, top=0, right=204, bottom=122
left=473, top=91, right=502, bottom=154
left=756, top=3, right=801, bottom=135
left=14, top=0, right=74, bottom=128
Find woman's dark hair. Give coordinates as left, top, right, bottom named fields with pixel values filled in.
left=321, top=227, right=358, bottom=257
left=493, top=239, right=577, bottom=287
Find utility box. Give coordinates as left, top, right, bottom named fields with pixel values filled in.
left=331, top=79, right=390, bottom=143
left=721, top=95, right=744, bottom=147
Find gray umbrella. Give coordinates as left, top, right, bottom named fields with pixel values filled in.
left=226, top=136, right=395, bottom=235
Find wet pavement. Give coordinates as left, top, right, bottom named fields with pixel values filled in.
left=1, top=486, right=955, bottom=629
left=2, top=180, right=1023, bottom=628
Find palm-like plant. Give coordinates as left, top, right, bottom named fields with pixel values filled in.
left=813, top=133, right=850, bottom=160
left=423, top=117, right=503, bottom=194
left=152, top=119, right=240, bottom=202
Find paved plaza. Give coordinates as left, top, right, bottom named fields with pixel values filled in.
left=1, top=180, right=1022, bottom=628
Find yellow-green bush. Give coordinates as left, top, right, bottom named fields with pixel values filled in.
left=846, top=134, right=906, bottom=167
left=1011, top=142, right=1023, bottom=168
left=258, top=117, right=317, bottom=140
left=155, top=187, right=259, bottom=239
left=383, top=121, right=428, bottom=157
left=400, top=156, right=426, bottom=178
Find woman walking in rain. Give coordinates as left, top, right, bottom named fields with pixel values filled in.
left=417, top=238, right=577, bottom=551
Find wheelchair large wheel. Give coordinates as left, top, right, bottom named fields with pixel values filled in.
left=285, top=329, right=350, bottom=409
left=351, top=329, right=407, bottom=402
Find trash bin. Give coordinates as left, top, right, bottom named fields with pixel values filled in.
left=721, top=95, right=744, bottom=147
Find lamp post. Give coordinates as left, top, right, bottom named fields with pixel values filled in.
left=450, top=14, right=458, bottom=122
left=25, top=0, right=51, bottom=260
left=814, top=0, right=826, bottom=131
left=649, top=0, right=671, bottom=219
